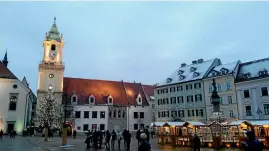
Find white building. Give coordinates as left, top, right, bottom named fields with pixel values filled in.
left=0, top=51, right=36, bottom=134
left=235, top=58, right=269, bottom=120
left=37, top=18, right=154, bottom=133
left=154, top=58, right=221, bottom=122
left=203, top=61, right=240, bottom=121
left=64, top=78, right=154, bottom=133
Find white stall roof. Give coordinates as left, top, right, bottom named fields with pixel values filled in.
left=150, top=122, right=165, bottom=127
left=166, top=122, right=185, bottom=126
left=227, top=120, right=247, bottom=125
left=186, top=121, right=205, bottom=126
left=248, top=120, right=269, bottom=126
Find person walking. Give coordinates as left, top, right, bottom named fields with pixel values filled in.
left=111, top=130, right=116, bottom=149
left=122, top=129, right=128, bottom=148
left=125, top=130, right=132, bottom=151
left=139, top=133, right=151, bottom=151
left=144, top=126, right=150, bottom=142
left=193, top=134, right=201, bottom=151
left=0, top=129, right=3, bottom=139
left=242, top=131, right=263, bottom=151
left=117, top=130, right=123, bottom=150
left=136, top=129, right=141, bottom=146
left=105, top=130, right=111, bottom=150
left=73, top=130, right=77, bottom=139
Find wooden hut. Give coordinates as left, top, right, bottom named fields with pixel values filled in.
left=248, top=120, right=269, bottom=147
left=151, top=122, right=165, bottom=144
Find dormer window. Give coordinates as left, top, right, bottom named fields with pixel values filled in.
left=193, top=72, right=200, bottom=78
left=89, top=95, right=95, bottom=104
left=212, top=71, right=216, bottom=76
left=108, top=95, right=113, bottom=105
left=220, top=68, right=229, bottom=74
left=259, top=69, right=268, bottom=76
left=190, top=67, right=196, bottom=72
left=178, top=75, right=185, bottom=81
left=166, top=78, right=172, bottom=83
left=71, top=94, right=77, bottom=105
left=242, top=72, right=251, bottom=79
left=136, top=93, right=143, bottom=105
left=177, top=70, right=184, bottom=75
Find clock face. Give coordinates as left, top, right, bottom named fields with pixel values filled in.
left=49, top=50, right=56, bottom=59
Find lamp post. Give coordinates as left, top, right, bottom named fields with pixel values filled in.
left=62, top=93, right=68, bottom=146
left=211, top=79, right=222, bottom=148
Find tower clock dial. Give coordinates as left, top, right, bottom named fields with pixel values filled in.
left=49, top=50, right=56, bottom=59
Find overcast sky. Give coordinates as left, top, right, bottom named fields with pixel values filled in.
left=0, top=2, right=269, bottom=93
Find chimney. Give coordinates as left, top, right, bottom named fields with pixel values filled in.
left=181, top=63, right=186, bottom=67
left=192, top=60, right=197, bottom=64
left=198, top=59, right=204, bottom=63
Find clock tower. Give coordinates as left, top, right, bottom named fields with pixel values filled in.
left=37, top=17, right=64, bottom=104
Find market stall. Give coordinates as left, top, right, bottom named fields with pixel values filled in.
left=248, top=120, right=269, bottom=147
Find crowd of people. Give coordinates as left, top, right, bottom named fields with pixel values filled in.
left=84, top=127, right=151, bottom=151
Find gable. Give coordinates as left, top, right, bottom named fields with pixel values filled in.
left=0, top=61, right=17, bottom=79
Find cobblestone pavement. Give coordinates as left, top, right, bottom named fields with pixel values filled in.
left=1, top=135, right=268, bottom=151
left=26, top=135, right=245, bottom=151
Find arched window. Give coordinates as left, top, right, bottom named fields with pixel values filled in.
left=109, top=111, right=112, bottom=118
left=51, top=44, right=56, bottom=50
left=113, top=110, right=117, bottom=118
left=118, top=110, right=121, bottom=118
left=122, top=111, right=125, bottom=118
left=9, top=96, right=17, bottom=111
left=226, top=82, right=231, bottom=90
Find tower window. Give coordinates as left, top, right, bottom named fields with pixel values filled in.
left=51, top=44, right=56, bottom=50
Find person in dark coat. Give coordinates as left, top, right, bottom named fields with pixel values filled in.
left=193, top=134, right=201, bottom=151
left=98, top=129, right=103, bottom=149
left=144, top=127, right=150, bottom=142
left=105, top=130, right=111, bottom=149
left=122, top=129, right=128, bottom=148
left=0, top=129, right=3, bottom=139
left=136, top=129, right=141, bottom=146
left=242, top=131, right=263, bottom=151
left=125, top=130, right=132, bottom=151
left=73, top=130, right=77, bottom=139
left=139, top=133, right=151, bottom=151
left=111, top=130, right=116, bottom=148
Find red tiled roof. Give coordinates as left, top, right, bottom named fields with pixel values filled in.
left=142, top=85, right=154, bottom=98
left=63, top=77, right=154, bottom=106
left=123, top=82, right=148, bottom=106
left=0, top=61, right=17, bottom=79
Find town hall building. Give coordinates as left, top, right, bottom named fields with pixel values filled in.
left=37, top=18, right=154, bottom=133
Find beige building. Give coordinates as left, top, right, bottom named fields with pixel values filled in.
left=37, top=18, right=64, bottom=116
left=203, top=61, right=240, bottom=121
left=154, top=58, right=221, bottom=122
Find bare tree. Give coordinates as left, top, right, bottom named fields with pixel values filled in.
left=34, top=93, right=62, bottom=141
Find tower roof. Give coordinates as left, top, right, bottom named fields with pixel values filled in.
left=46, top=17, right=61, bottom=42
left=3, top=49, right=8, bottom=63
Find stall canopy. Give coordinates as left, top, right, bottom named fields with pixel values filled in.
left=227, top=120, right=250, bottom=126
left=151, top=122, right=166, bottom=127
left=248, top=120, right=269, bottom=126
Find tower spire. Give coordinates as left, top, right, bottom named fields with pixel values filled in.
left=46, top=17, right=61, bottom=42
left=3, top=49, right=8, bottom=67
